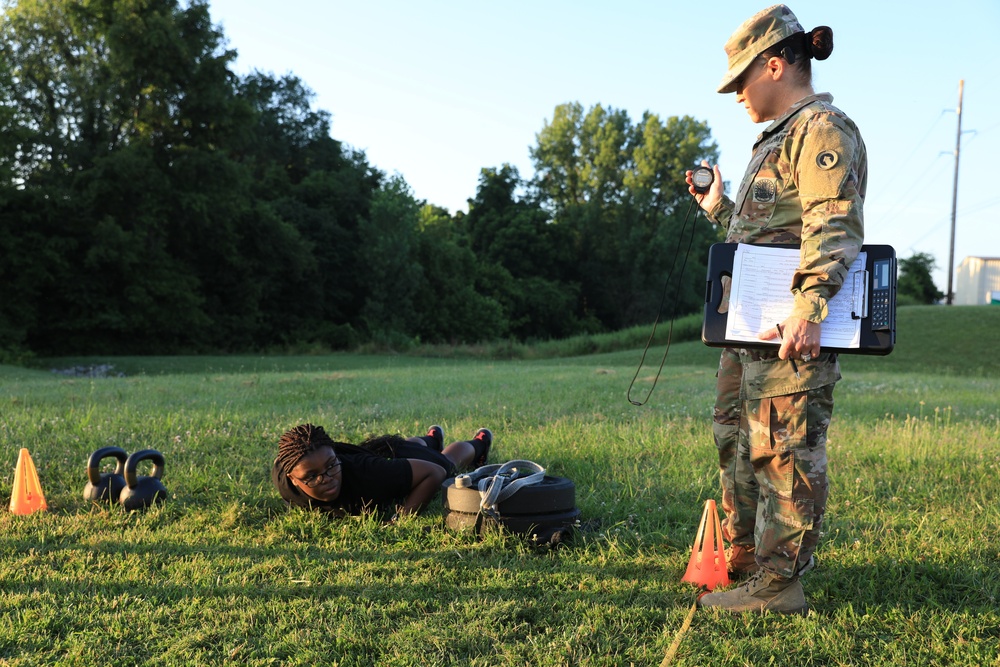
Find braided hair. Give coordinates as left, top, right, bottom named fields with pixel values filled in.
left=359, top=434, right=404, bottom=458
left=276, top=424, right=404, bottom=476
left=277, top=423, right=337, bottom=475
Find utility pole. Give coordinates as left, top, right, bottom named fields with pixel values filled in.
left=946, top=79, right=964, bottom=305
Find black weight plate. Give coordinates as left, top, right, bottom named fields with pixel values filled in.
left=443, top=506, right=581, bottom=535
left=442, top=475, right=576, bottom=514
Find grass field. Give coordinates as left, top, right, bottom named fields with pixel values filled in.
left=2, top=306, right=999, bottom=666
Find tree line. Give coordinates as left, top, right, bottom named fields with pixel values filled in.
left=0, top=0, right=721, bottom=359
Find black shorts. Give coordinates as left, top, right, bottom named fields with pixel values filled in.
left=391, top=441, right=457, bottom=477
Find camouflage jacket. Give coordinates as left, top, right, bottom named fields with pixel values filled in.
left=707, top=93, right=867, bottom=324
left=707, top=93, right=867, bottom=397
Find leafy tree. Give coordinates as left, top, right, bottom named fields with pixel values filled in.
left=0, top=187, right=72, bottom=358
left=462, top=165, right=586, bottom=339
left=0, top=0, right=395, bottom=354
left=68, top=146, right=211, bottom=352
left=357, top=174, right=423, bottom=340
left=236, top=72, right=344, bottom=186
left=234, top=71, right=382, bottom=348
left=898, top=252, right=944, bottom=305
left=529, top=103, right=720, bottom=330
left=531, top=102, right=586, bottom=212
left=0, top=2, right=730, bottom=354
left=411, top=205, right=507, bottom=344
left=1, top=0, right=245, bottom=179
left=0, top=0, right=287, bottom=353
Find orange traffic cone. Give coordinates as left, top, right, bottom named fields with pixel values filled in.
left=680, top=498, right=730, bottom=590
left=10, top=448, right=48, bottom=515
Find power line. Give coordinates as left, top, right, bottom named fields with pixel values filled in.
left=877, top=109, right=946, bottom=193
left=877, top=154, right=948, bottom=229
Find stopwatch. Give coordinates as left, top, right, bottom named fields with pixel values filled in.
left=692, top=166, right=714, bottom=194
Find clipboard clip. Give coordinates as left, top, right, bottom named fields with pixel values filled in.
left=851, top=270, right=869, bottom=320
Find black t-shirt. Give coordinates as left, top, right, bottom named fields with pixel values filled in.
left=270, top=441, right=456, bottom=516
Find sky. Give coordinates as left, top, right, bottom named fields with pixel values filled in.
left=205, top=0, right=1000, bottom=299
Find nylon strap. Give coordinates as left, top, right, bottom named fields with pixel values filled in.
left=659, top=598, right=698, bottom=667
left=455, top=460, right=546, bottom=518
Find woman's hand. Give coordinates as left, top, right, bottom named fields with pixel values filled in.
left=686, top=161, right=723, bottom=212
left=759, top=317, right=822, bottom=362
left=399, top=459, right=447, bottom=515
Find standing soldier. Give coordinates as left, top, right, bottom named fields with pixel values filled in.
left=686, top=4, right=866, bottom=614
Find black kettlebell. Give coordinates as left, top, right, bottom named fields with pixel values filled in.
left=83, top=446, right=129, bottom=503
left=119, top=449, right=168, bottom=511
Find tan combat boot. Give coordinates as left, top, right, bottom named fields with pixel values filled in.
left=697, top=570, right=808, bottom=615
left=726, top=544, right=759, bottom=579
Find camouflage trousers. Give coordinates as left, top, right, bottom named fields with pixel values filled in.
left=713, top=348, right=834, bottom=579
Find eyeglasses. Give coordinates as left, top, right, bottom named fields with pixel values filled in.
left=295, top=460, right=342, bottom=488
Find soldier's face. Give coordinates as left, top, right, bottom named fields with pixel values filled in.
left=735, top=57, right=783, bottom=123
left=735, top=61, right=772, bottom=122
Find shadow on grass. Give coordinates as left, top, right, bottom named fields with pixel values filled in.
left=806, top=555, right=1000, bottom=615
left=7, top=518, right=997, bottom=616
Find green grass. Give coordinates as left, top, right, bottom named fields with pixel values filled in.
left=2, top=306, right=999, bottom=665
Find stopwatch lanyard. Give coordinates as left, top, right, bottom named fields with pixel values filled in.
left=626, top=197, right=703, bottom=407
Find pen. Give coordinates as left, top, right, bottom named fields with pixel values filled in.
left=776, top=323, right=801, bottom=379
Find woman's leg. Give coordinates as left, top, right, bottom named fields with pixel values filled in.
left=715, top=349, right=757, bottom=548
left=405, top=424, right=444, bottom=452
left=748, top=384, right=833, bottom=579
left=407, top=426, right=489, bottom=471
left=443, top=440, right=475, bottom=470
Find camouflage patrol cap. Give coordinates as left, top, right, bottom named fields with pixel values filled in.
left=717, top=4, right=804, bottom=94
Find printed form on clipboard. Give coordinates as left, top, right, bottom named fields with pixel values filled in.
left=724, top=244, right=868, bottom=349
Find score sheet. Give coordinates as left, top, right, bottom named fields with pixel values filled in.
left=724, top=244, right=867, bottom=349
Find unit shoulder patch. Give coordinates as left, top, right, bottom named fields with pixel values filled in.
left=798, top=119, right=857, bottom=198
left=816, top=150, right=839, bottom=170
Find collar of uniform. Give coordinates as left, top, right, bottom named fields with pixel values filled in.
left=754, top=92, right=834, bottom=144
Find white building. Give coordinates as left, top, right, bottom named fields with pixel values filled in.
left=955, top=256, right=1000, bottom=305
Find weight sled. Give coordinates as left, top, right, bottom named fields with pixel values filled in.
left=441, top=475, right=580, bottom=546
left=443, top=474, right=576, bottom=514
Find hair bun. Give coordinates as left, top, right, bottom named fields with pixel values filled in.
left=808, top=26, right=834, bottom=61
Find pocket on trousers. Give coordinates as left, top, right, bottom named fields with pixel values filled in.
left=713, top=422, right=739, bottom=453
left=766, top=489, right=815, bottom=531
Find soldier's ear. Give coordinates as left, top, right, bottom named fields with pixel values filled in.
left=763, top=56, right=785, bottom=81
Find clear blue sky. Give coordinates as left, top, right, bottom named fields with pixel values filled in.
left=206, top=0, right=1000, bottom=298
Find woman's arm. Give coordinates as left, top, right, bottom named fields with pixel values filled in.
left=398, top=459, right=447, bottom=515
left=790, top=112, right=866, bottom=323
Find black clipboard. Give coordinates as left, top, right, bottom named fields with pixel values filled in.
left=702, top=243, right=896, bottom=355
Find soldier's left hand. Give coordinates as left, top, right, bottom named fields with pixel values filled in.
left=759, top=317, right=821, bottom=362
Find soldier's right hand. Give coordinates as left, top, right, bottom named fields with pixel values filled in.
left=686, top=161, right=723, bottom=213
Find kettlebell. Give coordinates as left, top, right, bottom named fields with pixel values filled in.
left=118, top=449, right=168, bottom=511
left=83, top=446, right=129, bottom=503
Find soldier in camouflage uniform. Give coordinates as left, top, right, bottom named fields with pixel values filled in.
left=686, top=4, right=866, bottom=615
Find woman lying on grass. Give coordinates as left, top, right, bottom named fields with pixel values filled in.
left=271, top=423, right=492, bottom=518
